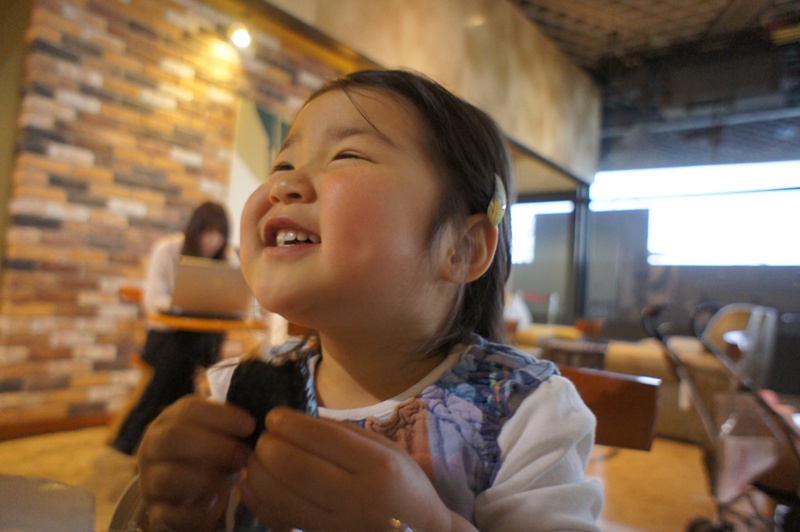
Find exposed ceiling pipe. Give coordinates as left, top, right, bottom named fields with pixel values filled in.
left=706, top=0, right=771, bottom=37
left=602, top=105, right=800, bottom=138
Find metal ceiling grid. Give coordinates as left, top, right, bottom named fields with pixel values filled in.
left=601, top=116, right=800, bottom=170
left=514, top=0, right=732, bottom=68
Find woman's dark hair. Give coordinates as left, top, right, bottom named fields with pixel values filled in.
left=181, top=201, right=230, bottom=260
left=307, top=70, right=513, bottom=353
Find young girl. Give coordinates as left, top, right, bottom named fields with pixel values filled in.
left=136, top=70, right=602, bottom=531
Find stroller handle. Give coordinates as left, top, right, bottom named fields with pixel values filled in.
left=641, top=303, right=669, bottom=342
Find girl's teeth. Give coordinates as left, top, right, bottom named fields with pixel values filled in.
left=275, top=229, right=320, bottom=246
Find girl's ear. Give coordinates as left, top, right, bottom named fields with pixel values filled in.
left=442, top=214, right=498, bottom=283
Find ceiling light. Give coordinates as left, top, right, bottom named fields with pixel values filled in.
left=228, top=22, right=251, bottom=48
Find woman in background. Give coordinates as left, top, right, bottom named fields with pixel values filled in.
left=111, top=201, right=239, bottom=456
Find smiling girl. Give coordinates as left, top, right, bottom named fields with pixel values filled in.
left=136, top=69, right=602, bottom=531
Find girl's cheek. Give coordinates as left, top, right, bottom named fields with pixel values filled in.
left=242, top=186, right=271, bottom=231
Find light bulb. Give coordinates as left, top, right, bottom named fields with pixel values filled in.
left=228, top=23, right=251, bottom=48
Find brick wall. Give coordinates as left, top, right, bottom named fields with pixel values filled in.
left=0, top=0, right=353, bottom=437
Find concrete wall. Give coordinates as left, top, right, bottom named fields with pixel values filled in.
left=267, top=0, right=601, bottom=182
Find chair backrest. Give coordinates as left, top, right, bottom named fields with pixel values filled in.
left=522, top=291, right=560, bottom=324
left=700, top=303, right=779, bottom=390
left=559, top=366, right=662, bottom=451
left=0, top=475, right=95, bottom=531
left=701, top=303, right=754, bottom=354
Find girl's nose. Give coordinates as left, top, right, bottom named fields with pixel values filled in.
left=268, top=170, right=316, bottom=205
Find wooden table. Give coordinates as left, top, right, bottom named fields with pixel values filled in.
left=148, top=313, right=268, bottom=333
left=542, top=337, right=608, bottom=369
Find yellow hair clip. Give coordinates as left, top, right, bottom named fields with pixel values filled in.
left=487, top=174, right=507, bottom=226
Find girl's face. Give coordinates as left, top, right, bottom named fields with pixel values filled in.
left=240, top=88, right=456, bottom=336
left=199, top=229, right=225, bottom=258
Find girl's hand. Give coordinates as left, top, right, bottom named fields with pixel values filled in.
left=240, top=407, right=464, bottom=531
left=136, top=396, right=255, bottom=532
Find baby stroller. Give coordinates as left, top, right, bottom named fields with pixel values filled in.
left=641, top=303, right=800, bottom=531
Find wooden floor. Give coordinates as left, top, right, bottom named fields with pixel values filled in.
left=0, top=426, right=716, bottom=531
left=588, top=439, right=716, bottom=531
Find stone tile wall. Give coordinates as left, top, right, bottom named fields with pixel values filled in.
left=0, top=0, right=350, bottom=436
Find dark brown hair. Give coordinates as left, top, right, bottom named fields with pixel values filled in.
left=180, top=201, right=230, bottom=260
left=307, top=70, right=513, bottom=353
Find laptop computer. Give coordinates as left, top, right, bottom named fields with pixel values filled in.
left=165, top=256, right=253, bottom=320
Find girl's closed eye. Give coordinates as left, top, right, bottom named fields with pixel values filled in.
left=333, top=151, right=363, bottom=161
left=332, top=151, right=378, bottom=166
left=270, top=162, right=294, bottom=173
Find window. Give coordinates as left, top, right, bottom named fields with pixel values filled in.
left=590, top=161, right=800, bottom=266
left=510, top=201, right=574, bottom=264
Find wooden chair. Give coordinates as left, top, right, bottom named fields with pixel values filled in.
left=560, top=365, right=662, bottom=451
left=700, top=303, right=778, bottom=391
left=522, top=291, right=560, bottom=324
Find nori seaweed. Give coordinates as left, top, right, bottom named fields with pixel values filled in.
left=225, top=357, right=315, bottom=448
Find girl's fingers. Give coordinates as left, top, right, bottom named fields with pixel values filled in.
left=243, top=409, right=433, bottom=530
left=136, top=398, right=258, bottom=532
left=141, top=419, right=251, bottom=469
left=239, top=458, right=340, bottom=531
left=138, top=397, right=254, bottom=469
left=239, top=481, right=337, bottom=531
left=250, top=431, right=349, bottom=510
left=145, top=493, right=228, bottom=532
left=163, top=396, right=256, bottom=438
left=141, top=461, right=241, bottom=504
left=264, top=407, right=399, bottom=469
